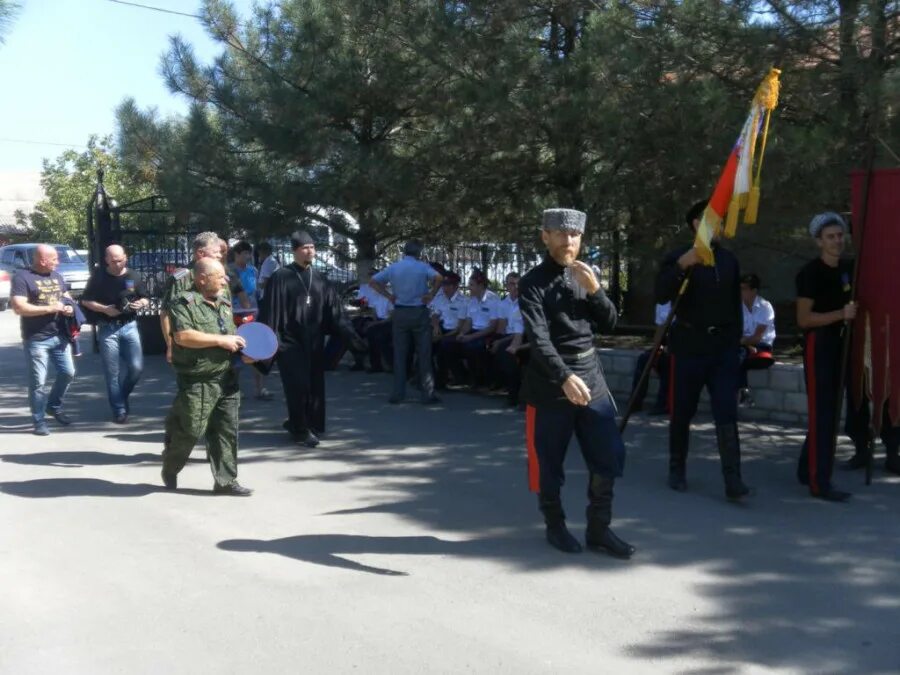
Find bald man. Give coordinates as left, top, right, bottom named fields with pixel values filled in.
left=11, top=244, right=76, bottom=435
left=162, top=258, right=252, bottom=495
left=82, top=244, right=150, bottom=423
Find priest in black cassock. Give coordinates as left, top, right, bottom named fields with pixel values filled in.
left=259, top=231, right=362, bottom=447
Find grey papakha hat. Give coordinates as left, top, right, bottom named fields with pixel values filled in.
left=809, top=212, right=847, bottom=238
left=542, top=208, right=586, bottom=234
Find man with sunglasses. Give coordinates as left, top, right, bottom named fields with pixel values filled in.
left=161, top=258, right=253, bottom=496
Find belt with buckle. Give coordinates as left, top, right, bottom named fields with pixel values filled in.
left=679, top=319, right=726, bottom=336
left=561, top=347, right=596, bottom=362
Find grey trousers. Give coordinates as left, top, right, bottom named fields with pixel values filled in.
left=391, top=306, right=435, bottom=401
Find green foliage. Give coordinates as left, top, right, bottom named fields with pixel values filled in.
left=0, top=1, right=18, bottom=44
left=29, top=136, right=154, bottom=248
left=113, top=0, right=899, bottom=315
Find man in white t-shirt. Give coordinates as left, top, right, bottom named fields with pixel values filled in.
left=490, top=272, right=527, bottom=405
left=358, top=271, right=394, bottom=372
left=448, top=268, right=500, bottom=387
left=430, top=271, right=467, bottom=388
left=256, top=242, right=280, bottom=300
left=739, top=273, right=776, bottom=404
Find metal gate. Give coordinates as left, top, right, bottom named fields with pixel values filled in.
left=86, top=174, right=195, bottom=354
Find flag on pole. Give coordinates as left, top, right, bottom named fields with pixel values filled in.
left=694, top=68, right=781, bottom=265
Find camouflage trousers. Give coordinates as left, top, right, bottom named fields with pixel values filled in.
left=163, top=371, right=240, bottom=487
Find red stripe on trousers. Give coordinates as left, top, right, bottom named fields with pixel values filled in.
left=805, top=332, right=819, bottom=494
left=525, top=405, right=540, bottom=493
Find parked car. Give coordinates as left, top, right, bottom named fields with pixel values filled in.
left=0, top=268, right=10, bottom=311
left=0, top=243, right=91, bottom=298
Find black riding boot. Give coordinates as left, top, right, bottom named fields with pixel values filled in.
left=716, top=423, right=753, bottom=501
left=538, top=494, right=582, bottom=554
left=668, top=419, right=690, bottom=491
left=585, top=475, right=635, bottom=559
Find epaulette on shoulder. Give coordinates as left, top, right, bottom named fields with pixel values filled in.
left=179, top=291, right=195, bottom=304
left=172, top=268, right=190, bottom=280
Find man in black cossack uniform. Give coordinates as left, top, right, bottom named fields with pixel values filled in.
left=519, top=208, right=635, bottom=559
left=656, top=200, right=753, bottom=501
left=792, top=212, right=900, bottom=501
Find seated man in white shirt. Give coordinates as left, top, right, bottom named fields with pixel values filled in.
left=490, top=272, right=528, bottom=405
left=629, top=301, right=671, bottom=415
left=739, top=273, right=776, bottom=404
left=431, top=271, right=467, bottom=388
left=441, top=268, right=499, bottom=387
left=358, top=270, right=394, bottom=372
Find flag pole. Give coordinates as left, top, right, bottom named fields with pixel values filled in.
left=834, top=140, right=878, bottom=486
left=618, top=273, right=691, bottom=434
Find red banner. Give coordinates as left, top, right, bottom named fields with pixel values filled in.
left=850, top=168, right=900, bottom=430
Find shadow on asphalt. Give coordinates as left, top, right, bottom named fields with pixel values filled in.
left=0, top=451, right=160, bottom=467
left=2, top=336, right=900, bottom=672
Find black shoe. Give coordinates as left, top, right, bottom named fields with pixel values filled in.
left=586, top=527, right=635, bottom=559
left=725, top=480, right=755, bottom=502
left=813, top=487, right=851, bottom=502
left=841, top=453, right=867, bottom=471
left=213, top=481, right=253, bottom=496
left=422, top=395, right=441, bottom=405
left=161, top=469, right=177, bottom=490
left=667, top=470, right=687, bottom=492
left=114, top=413, right=128, bottom=425
left=388, top=396, right=403, bottom=405
left=51, top=410, right=73, bottom=426
left=298, top=430, right=320, bottom=448
left=545, top=523, right=583, bottom=554
left=33, top=422, right=50, bottom=436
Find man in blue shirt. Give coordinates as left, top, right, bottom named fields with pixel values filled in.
left=370, top=240, right=443, bottom=404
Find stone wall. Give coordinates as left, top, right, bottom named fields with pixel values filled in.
left=599, top=348, right=808, bottom=426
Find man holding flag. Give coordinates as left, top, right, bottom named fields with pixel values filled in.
left=656, top=201, right=752, bottom=501
left=650, top=68, right=781, bottom=501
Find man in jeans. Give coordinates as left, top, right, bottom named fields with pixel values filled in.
left=81, top=244, right=149, bottom=423
left=10, top=244, right=76, bottom=436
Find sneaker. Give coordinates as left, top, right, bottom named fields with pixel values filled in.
left=51, top=410, right=73, bottom=426
left=33, top=422, right=50, bottom=436
left=212, top=481, right=253, bottom=496
left=114, top=413, right=128, bottom=424
left=298, top=430, right=320, bottom=448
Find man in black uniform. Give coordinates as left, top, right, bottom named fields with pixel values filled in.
left=519, top=208, right=634, bottom=559
left=656, top=200, right=752, bottom=501
left=795, top=212, right=869, bottom=501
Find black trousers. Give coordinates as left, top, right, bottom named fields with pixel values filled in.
left=276, top=348, right=325, bottom=434
left=631, top=348, right=669, bottom=410
left=525, top=395, right=625, bottom=497
left=798, top=329, right=867, bottom=494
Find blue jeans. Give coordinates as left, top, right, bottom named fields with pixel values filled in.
left=25, top=335, right=76, bottom=425
left=98, top=321, right=144, bottom=416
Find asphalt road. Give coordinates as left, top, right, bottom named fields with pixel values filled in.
left=0, top=309, right=897, bottom=674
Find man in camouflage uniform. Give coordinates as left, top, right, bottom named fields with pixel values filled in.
left=161, top=258, right=253, bottom=496
left=160, top=231, right=225, bottom=364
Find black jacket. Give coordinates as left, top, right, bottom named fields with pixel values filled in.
left=655, top=243, right=742, bottom=356
left=519, top=256, right=617, bottom=407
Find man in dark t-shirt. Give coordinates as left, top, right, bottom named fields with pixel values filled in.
left=795, top=212, right=864, bottom=502
left=10, top=244, right=76, bottom=435
left=82, top=244, right=149, bottom=423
